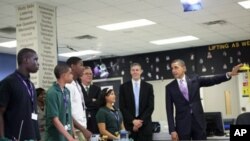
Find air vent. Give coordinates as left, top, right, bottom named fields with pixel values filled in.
left=203, top=20, right=227, bottom=26
left=74, top=35, right=96, bottom=39
left=0, top=26, right=16, bottom=34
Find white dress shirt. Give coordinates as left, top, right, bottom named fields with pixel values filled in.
left=66, top=81, right=87, bottom=127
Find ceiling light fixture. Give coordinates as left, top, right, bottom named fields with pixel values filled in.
left=150, top=36, right=199, bottom=45
left=59, top=50, right=101, bottom=57
left=238, top=0, right=250, bottom=9
left=180, top=0, right=203, bottom=12
left=97, top=19, right=156, bottom=31
left=0, top=40, right=17, bottom=48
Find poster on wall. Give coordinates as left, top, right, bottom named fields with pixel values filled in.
left=238, top=64, right=250, bottom=113
left=240, top=64, right=250, bottom=97
left=242, top=72, right=249, bottom=97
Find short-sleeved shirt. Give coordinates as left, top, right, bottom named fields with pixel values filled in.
left=66, top=81, right=87, bottom=127
left=96, top=107, right=123, bottom=135
left=0, top=70, right=40, bottom=140
left=45, top=82, right=73, bottom=141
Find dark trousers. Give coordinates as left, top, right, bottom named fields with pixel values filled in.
left=178, top=114, right=207, bottom=140
left=130, top=131, right=152, bottom=141
left=129, top=123, right=153, bottom=141
left=86, top=110, right=99, bottom=134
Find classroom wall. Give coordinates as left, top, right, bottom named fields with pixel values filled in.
left=0, top=53, right=16, bottom=81
left=148, top=78, right=240, bottom=122
left=84, top=39, right=250, bottom=83
left=203, top=76, right=239, bottom=119
left=0, top=39, right=246, bottom=122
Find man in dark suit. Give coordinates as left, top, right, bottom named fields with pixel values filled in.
left=166, top=59, right=242, bottom=140
left=119, top=63, right=154, bottom=141
left=79, top=66, right=101, bottom=134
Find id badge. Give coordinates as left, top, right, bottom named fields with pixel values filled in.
left=65, top=124, right=71, bottom=131
left=31, top=113, right=38, bottom=120
left=64, top=125, right=68, bottom=130
left=67, top=124, right=71, bottom=130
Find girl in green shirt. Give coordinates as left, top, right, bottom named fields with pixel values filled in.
left=96, top=88, right=126, bottom=141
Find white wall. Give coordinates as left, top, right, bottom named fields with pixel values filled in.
left=147, top=77, right=240, bottom=122
left=148, top=79, right=172, bottom=122
left=202, top=77, right=239, bottom=119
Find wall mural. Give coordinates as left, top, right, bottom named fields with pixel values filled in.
left=84, top=40, right=250, bottom=82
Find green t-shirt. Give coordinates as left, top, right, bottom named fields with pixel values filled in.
left=45, top=82, right=73, bottom=141
left=96, top=106, right=123, bottom=135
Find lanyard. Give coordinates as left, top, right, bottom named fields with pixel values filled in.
left=74, top=80, right=86, bottom=109
left=62, top=89, right=69, bottom=112
left=16, top=73, right=35, bottom=111
left=61, top=88, right=69, bottom=124
left=110, top=109, right=120, bottom=130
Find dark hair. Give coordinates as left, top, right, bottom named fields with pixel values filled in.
left=99, top=88, right=113, bottom=107
left=66, top=57, right=82, bottom=66
left=17, top=48, right=36, bottom=65
left=171, top=59, right=186, bottom=67
left=54, top=63, right=70, bottom=79
left=36, top=87, right=45, bottom=97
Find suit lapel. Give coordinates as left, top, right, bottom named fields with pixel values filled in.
left=129, top=81, right=136, bottom=115
left=139, top=81, right=144, bottom=113
left=88, top=85, right=92, bottom=97
left=186, top=76, right=192, bottom=101
left=82, top=85, right=88, bottom=97
left=174, top=79, right=189, bottom=101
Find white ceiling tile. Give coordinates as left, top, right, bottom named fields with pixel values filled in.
left=67, top=0, right=109, bottom=12
left=0, top=0, right=249, bottom=60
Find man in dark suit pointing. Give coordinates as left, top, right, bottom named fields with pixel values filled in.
left=166, top=59, right=242, bottom=140
left=119, top=63, right=154, bottom=141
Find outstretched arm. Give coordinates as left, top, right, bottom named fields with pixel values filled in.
left=227, top=64, right=243, bottom=77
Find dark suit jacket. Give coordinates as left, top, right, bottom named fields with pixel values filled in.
left=166, top=74, right=230, bottom=135
left=80, top=84, right=101, bottom=111
left=119, top=80, right=154, bottom=135
left=79, top=82, right=101, bottom=133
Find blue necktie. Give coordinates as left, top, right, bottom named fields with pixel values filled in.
left=179, top=79, right=189, bottom=101
left=133, top=82, right=140, bottom=117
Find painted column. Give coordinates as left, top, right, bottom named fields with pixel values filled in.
left=16, top=2, right=57, bottom=89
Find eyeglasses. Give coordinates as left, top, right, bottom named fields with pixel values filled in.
left=83, top=73, right=93, bottom=75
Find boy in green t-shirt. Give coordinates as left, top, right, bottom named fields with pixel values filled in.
left=45, top=64, right=77, bottom=141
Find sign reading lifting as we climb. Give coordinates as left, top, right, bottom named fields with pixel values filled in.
left=16, top=2, right=57, bottom=89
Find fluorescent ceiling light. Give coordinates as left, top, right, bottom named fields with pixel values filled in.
left=59, top=50, right=101, bottom=57
left=238, top=0, right=250, bottom=9
left=150, top=36, right=199, bottom=45
left=97, top=19, right=156, bottom=31
left=0, top=40, right=17, bottom=48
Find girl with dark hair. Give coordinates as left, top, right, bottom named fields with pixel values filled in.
left=36, top=87, right=46, bottom=141
left=96, top=88, right=125, bottom=140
